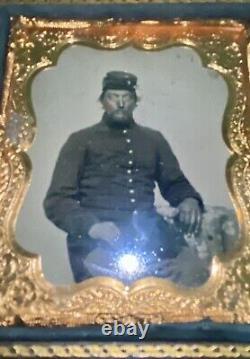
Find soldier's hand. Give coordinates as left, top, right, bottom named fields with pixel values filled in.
left=88, top=221, right=120, bottom=244
left=177, top=198, right=202, bottom=235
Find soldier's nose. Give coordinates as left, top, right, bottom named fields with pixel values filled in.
left=118, top=99, right=125, bottom=108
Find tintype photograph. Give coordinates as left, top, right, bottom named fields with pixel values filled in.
left=15, top=44, right=239, bottom=287
left=0, top=3, right=249, bottom=354
left=0, top=15, right=249, bottom=330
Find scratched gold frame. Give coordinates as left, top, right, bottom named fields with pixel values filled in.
left=0, top=17, right=249, bottom=327
left=1, top=342, right=250, bottom=358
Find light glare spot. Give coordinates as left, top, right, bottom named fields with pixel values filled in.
left=117, top=254, right=140, bottom=275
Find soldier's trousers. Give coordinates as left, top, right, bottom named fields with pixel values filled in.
left=66, top=212, right=187, bottom=283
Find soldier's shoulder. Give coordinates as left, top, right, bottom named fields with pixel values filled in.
left=67, top=123, right=99, bottom=141
left=136, top=124, right=162, bottom=139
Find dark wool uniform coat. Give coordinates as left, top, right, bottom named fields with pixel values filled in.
left=44, top=114, right=203, bottom=281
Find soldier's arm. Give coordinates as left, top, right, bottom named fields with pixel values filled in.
left=43, top=132, right=98, bottom=236
left=155, top=131, right=204, bottom=211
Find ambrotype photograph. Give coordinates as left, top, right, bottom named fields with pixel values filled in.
left=15, top=45, right=239, bottom=287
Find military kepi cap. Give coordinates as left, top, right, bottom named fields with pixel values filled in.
left=102, top=71, right=137, bottom=93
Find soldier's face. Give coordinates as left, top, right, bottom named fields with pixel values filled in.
left=102, top=89, right=136, bottom=124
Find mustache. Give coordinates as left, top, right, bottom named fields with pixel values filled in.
left=115, top=108, right=126, bottom=112
left=113, top=109, right=130, bottom=115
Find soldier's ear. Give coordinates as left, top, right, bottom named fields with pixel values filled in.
left=98, top=92, right=105, bottom=103
left=99, top=100, right=105, bottom=110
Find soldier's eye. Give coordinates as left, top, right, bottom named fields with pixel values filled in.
left=109, top=96, right=116, bottom=101
left=124, top=95, right=132, bottom=101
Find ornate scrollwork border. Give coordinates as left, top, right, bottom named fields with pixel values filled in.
left=0, top=342, right=250, bottom=358
left=0, top=17, right=249, bottom=326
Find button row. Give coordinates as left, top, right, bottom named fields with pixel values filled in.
left=122, top=130, right=137, bottom=206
